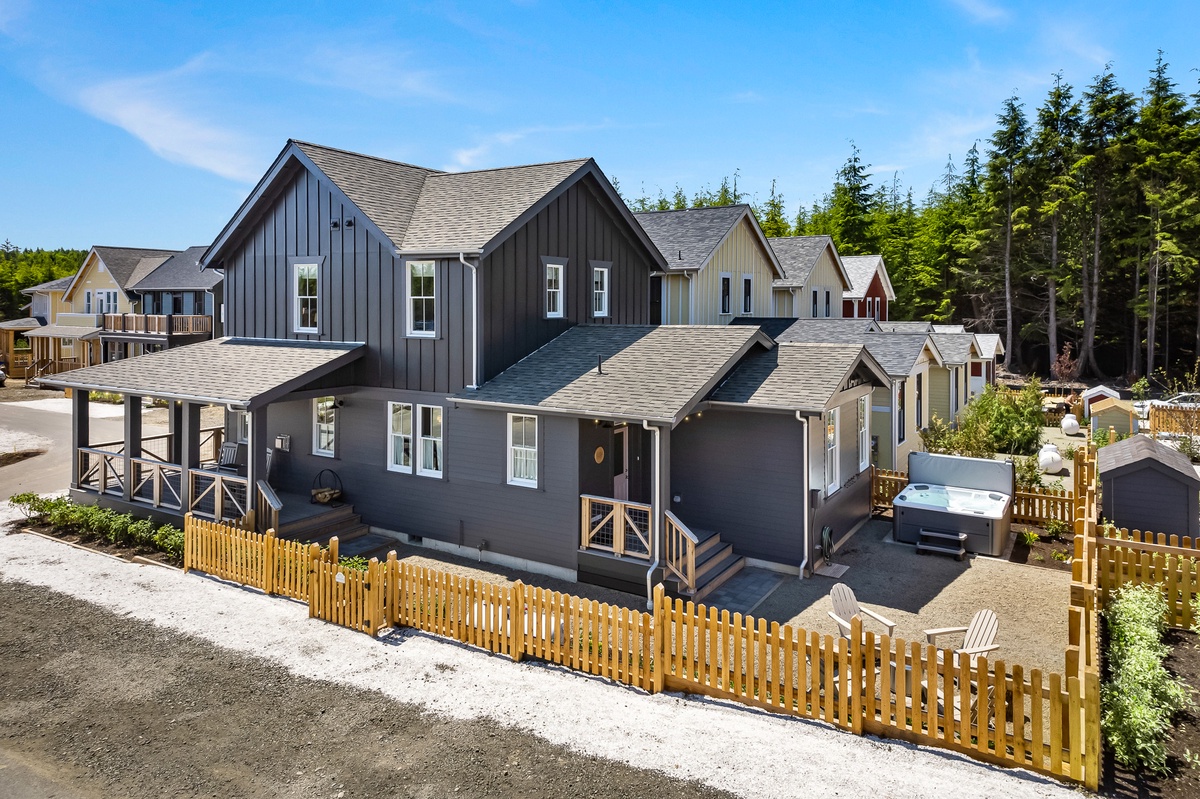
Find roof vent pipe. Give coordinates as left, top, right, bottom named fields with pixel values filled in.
left=597, top=354, right=603, bottom=375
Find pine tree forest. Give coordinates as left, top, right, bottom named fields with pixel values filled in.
left=623, top=55, right=1200, bottom=383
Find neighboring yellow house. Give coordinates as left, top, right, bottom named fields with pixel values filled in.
left=633, top=205, right=790, bottom=324
left=4, top=274, right=74, bottom=377
left=1090, top=397, right=1138, bottom=437
left=929, top=332, right=980, bottom=426
left=25, top=246, right=178, bottom=376
left=767, top=235, right=851, bottom=319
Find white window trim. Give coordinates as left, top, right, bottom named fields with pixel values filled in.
left=507, top=413, right=539, bottom=488
left=897, top=380, right=907, bottom=445
left=406, top=260, right=437, bottom=337
left=719, top=272, right=733, bottom=315
left=545, top=262, right=565, bottom=319
left=811, top=289, right=818, bottom=318
left=387, top=401, right=414, bottom=474
left=741, top=273, right=753, bottom=315
left=293, top=262, right=319, bottom=334
left=824, top=408, right=839, bottom=494
left=592, top=266, right=609, bottom=318
left=858, top=395, right=870, bottom=472
left=312, top=396, right=335, bottom=457
left=84, top=290, right=92, bottom=314
left=824, top=289, right=832, bottom=318
left=417, top=404, right=443, bottom=478
left=232, top=410, right=250, bottom=444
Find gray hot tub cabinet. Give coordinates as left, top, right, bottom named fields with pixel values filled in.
left=893, top=452, right=1015, bottom=558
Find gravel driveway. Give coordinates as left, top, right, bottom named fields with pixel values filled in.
left=0, top=504, right=1080, bottom=799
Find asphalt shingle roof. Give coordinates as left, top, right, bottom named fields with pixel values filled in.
left=863, top=333, right=939, bottom=378
left=710, top=343, right=872, bottom=411
left=732, top=317, right=880, bottom=344
left=842, top=255, right=882, bottom=299
left=20, top=276, right=75, bottom=295
left=877, top=321, right=933, bottom=333
left=768, top=236, right=833, bottom=287
left=975, top=333, right=1003, bottom=357
left=454, top=325, right=768, bottom=422
left=91, top=247, right=182, bottom=291
left=43, top=337, right=363, bottom=409
left=402, top=159, right=590, bottom=253
left=0, top=317, right=42, bottom=330
left=933, top=324, right=967, bottom=333
left=131, top=246, right=221, bottom=291
left=931, top=332, right=978, bottom=364
left=633, top=205, right=747, bottom=271
left=1098, top=435, right=1200, bottom=485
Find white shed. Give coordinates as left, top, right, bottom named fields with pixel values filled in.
left=1081, top=385, right=1120, bottom=416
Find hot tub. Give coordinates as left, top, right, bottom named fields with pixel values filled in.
left=893, top=454, right=1015, bottom=558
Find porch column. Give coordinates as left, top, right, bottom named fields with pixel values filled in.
left=168, top=401, right=183, bottom=463
left=247, top=404, right=269, bottom=493
left=70, top=390, right=89, bottom=489
left=122, top=394, right=141, bottom=502
left=180, top=402, right=201, bottom=511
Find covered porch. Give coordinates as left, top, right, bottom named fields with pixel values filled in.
left=24, top=320, right=102, bottom=381
left=0, top=317, right=39, bottom=378
left=45, top=337, right=365, bottom=534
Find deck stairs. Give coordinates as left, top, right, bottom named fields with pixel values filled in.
left=915, top=528, right=967, bottom=561
left=667, top=526, right=746, bottom=602
left=274, top=493, right=396, bottom=561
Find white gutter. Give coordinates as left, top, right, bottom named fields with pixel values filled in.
left=459, top=253, right=480, bottom=389
left=643, top=419, right=661, bottom=607
left=796, top=411, right=811, bottom=579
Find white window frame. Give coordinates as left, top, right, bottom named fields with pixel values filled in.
left=741, top=274, right=753, bottom=315
left=545, top=262, right=565, bottom=319
left=417, top=404, right=443, bottom=478
left=897, top=380, right=907, bottom=444
left=824, top=289, right=831, bottom=318
left=406, top=261, right=436, bottom=337
left=507, top=413, right=538, bottom=488
left=719, top=272, right=732, bottom=315
left=231, top=410, right=250, bottom=444
left=293, top=262, right=319, bottom=334
left=824, top=408, right=839, bottom=494
left=61, top=337, right=75, bottom=349
left=811, top=289, right=818, bottom=318
left=84, top=290, right=93, bottom=314
left=387, top=402, right=414, bottom=473
left=312, top=396, right=335, bottom=457
left=951, top=367, right=960, bottom=416
left=857, top=395, right=870, bottom=472
left=592, top=266, right=609, bottom=318
left=916, top=372, right=924, bottom=429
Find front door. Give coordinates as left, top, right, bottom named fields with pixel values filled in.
left=613, top=427, right=629, bottom=500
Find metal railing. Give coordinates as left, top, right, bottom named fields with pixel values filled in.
left=579, top=494, right=651, bottom=558
left=77, top=447, right=125, bottom=496
left=187, top=469, right=249, bottom=522
left=130, top=457, right=184, bottom=510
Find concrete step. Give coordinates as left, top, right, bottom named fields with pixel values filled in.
left=693, top=555, right=746, bottom=603
left=334, top=531, right=397, bottom=561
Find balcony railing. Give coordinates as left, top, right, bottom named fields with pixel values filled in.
left=102, top=314, right=213, bottom=335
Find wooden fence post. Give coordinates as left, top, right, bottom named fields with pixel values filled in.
left=511, top=580, right=525, bottom=662
left=182, top=512, right=193, bottom=573
left=652, top=583, right=666, bottom=694
left=329, top=536, right=339, bottom=564
left=385, top=551, right=398, bottom=628
left=367, top=557, right=382, bottom=635
left=307, top=542, right=322, bottom=618
left=850, top=615, right=864, bottom=734
left=262, top=528, right=276, bottom=596
left=1084, top=669, right=1101, bottom=791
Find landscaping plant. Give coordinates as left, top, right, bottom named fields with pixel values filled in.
left=7, top=493, right=185, bottom=564
left=1102, top=583, right=1193, bottom=773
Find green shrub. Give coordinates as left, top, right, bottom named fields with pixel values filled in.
left=1102, top=583, right=1194, bottom=773
left=153, top=524, right=184, bottom=560
left=1015, top=455, right=1043, bottom=491
left=1044, top=518, right=1070, bottom=538
left=107, top=513, right=135, bottom=546
left=1062, top=443, right=1078, bottom=461
left=1131, top=376, right=1150, bottom=402
left=7, top=493, right=184, bottom=562
left=1018, top=529, right=1041, bottom=546
left=339, top=555, right=370, bottom=571
left=1093, top=426, right=1110, bottom=448
left=128, top=518, right=156, bottom=546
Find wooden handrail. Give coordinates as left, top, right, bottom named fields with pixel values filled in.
left=664, top=510, right=698, bottom=594
left=256, top=480, right=281, bottom=535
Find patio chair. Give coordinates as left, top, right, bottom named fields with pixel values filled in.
left=924, top=609, right=1000, bottom=670
left=215, top=442, right=245, bottom=474
left=828, top=583, right=897, bottom=640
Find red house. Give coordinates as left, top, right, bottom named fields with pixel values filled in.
left=841, top=255, right=895, bottom=321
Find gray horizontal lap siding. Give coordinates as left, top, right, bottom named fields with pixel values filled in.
left=481, top=174, right=656, bottom=382
left=669, top=410, right=806, bottom=566
left=267, top=393, right=582, bottom=570
left=222, top=168, right=472, bottom=392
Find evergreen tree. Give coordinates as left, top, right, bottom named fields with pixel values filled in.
left=984, top=96, right=1031, bottom=365
left=755, top=180, right=793, bottom=238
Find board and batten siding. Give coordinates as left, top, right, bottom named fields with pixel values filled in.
left=774, top=289, right=794, bottom=317
left=221, top=167, right=474, bottom=393
left=669, top=410, right=807, bottom=566
left=480, top=173, right=656, bottom=381
left=928, top=366, right=951, bottom=425
left=800, top=248, right=846, bottom=318
left=266, top=393, right=584, bottom=571
left=685, top=219, right=780, bottom=324
left=662, top=273, right=690, bottom=324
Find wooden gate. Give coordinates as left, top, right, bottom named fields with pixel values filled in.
left=309, top=556, right=386, bottom=635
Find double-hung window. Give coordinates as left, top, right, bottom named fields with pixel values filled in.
left=824, top=408, right=839, bottom=494
left=592, top=266, right=609, bottom=318
left=407, top=261, right=436, bottom=336
left=546, top=263, right=564, bottom=318
left=417, top=405, right=443, bottom=477
left=294, top=263, right=319, bottom=333
left=387, top=402, right=413, bottom=473
left=84, top=290, right=93, bottom=314
left=897, top=380, right=907, bottom=444
left=916, top=373, right=924, bottom=429
left=811, top=289, right=818, bottom=318
left=507, top=414, right=538, bottom=487
left=719, top=273, right=732, bottom=315
left=231, top=410, right=250, bottom=444
left=857, top=395, right=870, bottom=471
left=741, top=275, right=753, bottom=315
left=824, top=289, right=831, bottom=318
left=313, top=396, right=335, bottom=457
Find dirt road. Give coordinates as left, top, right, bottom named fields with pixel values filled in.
left=0, top=581, right=730, bottom=799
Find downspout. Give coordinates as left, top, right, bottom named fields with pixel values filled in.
left=796, top=411, right=811, bottom=579
left=643, top=419, right=661, bottom=607
left=685, top=272, right=695, bottom=324
left=458, top=253, right=480, bottom=389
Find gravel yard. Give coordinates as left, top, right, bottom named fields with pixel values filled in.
left=0, top=504, right=1080, bottom=799
left=754, top=520, right=1072, bottom=675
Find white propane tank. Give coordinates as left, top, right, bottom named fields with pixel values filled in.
left=1038, top=443, right=1063, bottom=474
left=1060, top=413, right=1080, bottom=436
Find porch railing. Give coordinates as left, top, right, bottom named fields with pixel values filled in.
left=33, top=357, right=83, bottom=380
left=663, top=510, right=698, bottom=594
left=90, top=426, right=224, bottom=465
left=579, top=494, right=651, bottom=558
left=256, top=480, right=281, bottom=534
left=78, top=447, right=125, bottom=496
left=102, top=314, right=213, bottom=336
left=187, top=469, right=249, bottom=522
left=130, top=457, right=184, bottom=510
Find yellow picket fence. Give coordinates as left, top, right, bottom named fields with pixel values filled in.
left=310, top=557, right=387, bottom=634
left=870, top=467, right=1075, bottom=526
left=1095, top=530, right=1200, bottom=628
left=1149, top=404, right=1200, bottom=437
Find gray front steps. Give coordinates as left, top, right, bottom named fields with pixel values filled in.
left=669, top=526, right=746, bottom=603
left=916, top=528, right=967, bottom=561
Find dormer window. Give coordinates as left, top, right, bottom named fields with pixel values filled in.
left=294, top=262, right=319, bottom=333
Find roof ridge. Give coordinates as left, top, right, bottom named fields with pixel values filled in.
left=767, top=234, right=832, bottom=242
left=631, top=204, right=750, bottom=216
left=93, top=246, right=180, bottom=253
left=291, top=139, right=446, bottom=175
left=427, top=157, right=591, bottom=178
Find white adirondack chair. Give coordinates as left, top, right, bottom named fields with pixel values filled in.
left=924, top=609, right=1000, bottom=670
left=828, top=583, right=897, bottom=640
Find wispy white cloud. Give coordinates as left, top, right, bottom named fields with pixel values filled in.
left=65, top=55, right=264, bottom=183
left=0, top=0, right=29, bottom=35
left=1038, top=19, right=1111, bottom=68
left=947, top=0, right=1009, bottom=24
left=449, top=122, right=612, bottom=170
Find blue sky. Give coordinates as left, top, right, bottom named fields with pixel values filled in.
left=1, top=0, right=1197, bottom=249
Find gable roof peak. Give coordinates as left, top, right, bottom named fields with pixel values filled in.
left=290, top=139, right=445, bottom=175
